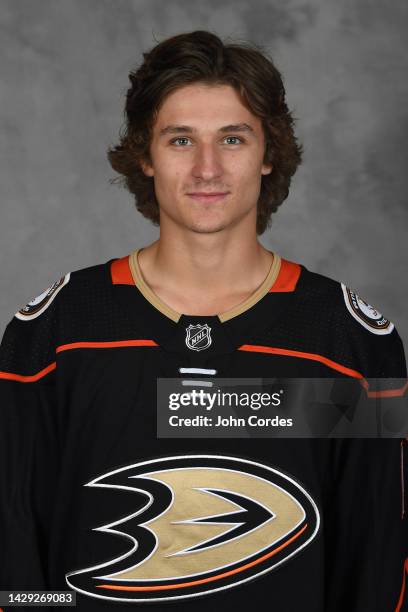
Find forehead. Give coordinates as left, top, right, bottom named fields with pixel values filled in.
left=153, top=83, right=262, bottom=130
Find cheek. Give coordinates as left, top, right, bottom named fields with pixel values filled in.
left=232, top=150, right=263, bottom=172
left=157, top=152, right=187, bottom=178
left=233, top=158, right=263, bottom=185
left=154, top=167, right=184, bottom=196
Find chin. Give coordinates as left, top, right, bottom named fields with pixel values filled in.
left=194, top=228, right=227, bottom=234
left=187, top=222, right=229, bottom=234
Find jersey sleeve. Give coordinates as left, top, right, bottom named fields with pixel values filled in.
left=373, top=324, right=407, bottom=379
left=0, top=281, right=64, bottom=590
left=323, top=436, right=407, bottom=611
left=325, top=294, right=408, bottom=610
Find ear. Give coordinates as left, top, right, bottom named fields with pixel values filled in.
left=140, top=158, right=154, bottom=177
left=261, top=162, right=273, bottom=175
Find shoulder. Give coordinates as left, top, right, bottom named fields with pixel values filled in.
left=0, top=256, right=118, bottom=379
left=293, top=262, right=406, bottom=377
left=11, top=257, right=114, bottom=323
left=297, top=263, right=396, bottom=337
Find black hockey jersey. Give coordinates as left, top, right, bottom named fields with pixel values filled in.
left=0, top=249, right=407, bottom=611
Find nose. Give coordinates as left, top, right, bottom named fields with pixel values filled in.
left=191, top=143, right=223, bottom=181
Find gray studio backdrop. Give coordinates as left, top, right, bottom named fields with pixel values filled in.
left=1, top=0, right=407, bottom=349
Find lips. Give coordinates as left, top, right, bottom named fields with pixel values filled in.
left=187, top=192, right=229, bottom=203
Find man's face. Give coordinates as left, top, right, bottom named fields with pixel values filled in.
left=141, top=83, right=272, bottom=234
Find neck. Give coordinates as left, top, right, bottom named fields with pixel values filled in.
left=137, top=233, right=274, bottom=305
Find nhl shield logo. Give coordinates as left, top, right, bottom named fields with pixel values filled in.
left=185, top=323, right=212, bottom=351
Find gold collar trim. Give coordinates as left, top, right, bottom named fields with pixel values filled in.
left=128, top=249, right=281, bottom=323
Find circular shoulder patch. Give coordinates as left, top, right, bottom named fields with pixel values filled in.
left=15, top=273, right=70, bottom=321
left=341, top=283, right=394, bottom=335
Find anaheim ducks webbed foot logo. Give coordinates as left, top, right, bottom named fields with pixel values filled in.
left=65, top=455, right=320, bottom=603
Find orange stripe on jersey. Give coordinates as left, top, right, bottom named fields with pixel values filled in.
left=238, top=344, right=364, bottom=379
left=395, top=558, right=408, bottom=611
left=111, top=256, right=135, bottom=285
left=56, top=339, right=159, bottom=353
left=359, top=379, right=408, bottom=398
left=0, top=361, right=56, bottom=382
left=269, top=259, right=301, bottom=292
left=97, top=523, right=307, bottom=592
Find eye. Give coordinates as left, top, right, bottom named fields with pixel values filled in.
left=224, top=136, right=243, bottom=145
left=170, top=137, right=192, bottom=146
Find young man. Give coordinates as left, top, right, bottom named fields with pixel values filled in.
left=0, top=31, right=407, bottom=611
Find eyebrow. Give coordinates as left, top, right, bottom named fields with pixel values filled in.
left=158, top=123, right=255, bottom=137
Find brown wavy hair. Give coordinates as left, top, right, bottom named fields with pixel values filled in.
left=107, top=30, right=303, bottom=235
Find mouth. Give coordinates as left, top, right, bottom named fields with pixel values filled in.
left=187, top=192, right=229, bottom=203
